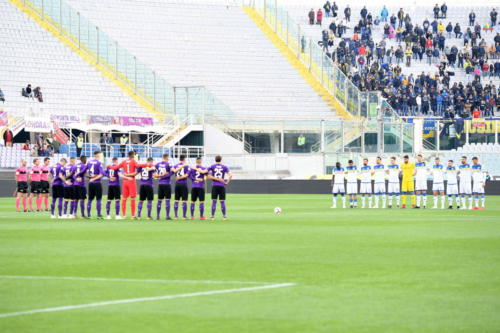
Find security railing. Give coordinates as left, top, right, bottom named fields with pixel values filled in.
left=18, top=0, right=234, bottom=122
left=246, top=0, right=401, bottom=121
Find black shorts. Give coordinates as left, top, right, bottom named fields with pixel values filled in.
left=30, top=181, right=41, bottom=194
left=174, top=183, right=189, bottom=201
left=158, top=184, right=172, bottom=200
left=139, top=185, right=154, bottom=201
left=63, top=186, right=75, bottom=200
left=88, top=182, right=103, bottom=200
left=52, top=184, right=64, bottom=198
left=75, top=186, right=87, bottom=200
left=17, top=181, right=28, bottom=194
left=108, top=185, right=121, bottom=200
left=211, top=186, right=226, bottom=200
left=40, top=180, right=50, bottom=194
left=191, top=187, right=205, bottom=202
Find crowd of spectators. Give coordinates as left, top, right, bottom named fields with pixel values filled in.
left=21, top=84, right=43, bottom=102
left=309, top=2, right=500, bottom=118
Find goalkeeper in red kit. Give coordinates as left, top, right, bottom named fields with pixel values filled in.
left=107, top=151, right=149, bottom=218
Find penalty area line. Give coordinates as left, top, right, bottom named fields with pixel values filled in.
left=0, top=283, right=296, bottom=319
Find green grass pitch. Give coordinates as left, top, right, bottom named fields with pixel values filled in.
left=0, top=194, right=499, bottom=332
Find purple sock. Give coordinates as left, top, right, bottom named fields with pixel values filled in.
left=182, top=202, right=187, bottom=218
left=80, top=200, right=85, bottom=217
left=211, top=200, right=216, bottom=217
left=221, top=201, right=226, bottom=217
left=106, top=201, right=111, bottom=216
left=174, top=201, right=179, bottom=218
left=51, top=199, right=56, bottom=215
left=147, top=201, right=152, bottom=218
left=63, top=201, right=69, bottom=215
left=166, top=200, right=171, bottom=218
left=156, top=201, right=162, bottom=219
left=58, top=198, right=63, bottom=216
left=115, top=200, right=120, bottom=216
left=87, top=200, right=92, bottom=217
left=96, top=200, right=102, bottom=216
left=138, top=201, right=143, bottom=217
left=70, top=201, right=75, bottom=215
left=200, top=202, right=204, bottom=217
left=190, top=202, right=195, bottom=217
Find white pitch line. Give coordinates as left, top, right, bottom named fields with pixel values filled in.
left=0, top=283, right=296, bottom=319
left=0, top=275, right=273, bottom=285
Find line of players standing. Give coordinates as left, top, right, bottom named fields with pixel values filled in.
left=15, top=151, right=232, bottom=220
left=330, top=155, right=488, bottom=210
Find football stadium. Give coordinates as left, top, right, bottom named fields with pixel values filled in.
left=0, top=0, right=499, bottom=331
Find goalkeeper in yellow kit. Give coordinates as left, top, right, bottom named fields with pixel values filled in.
left=400, top=155, right=416, bottom=208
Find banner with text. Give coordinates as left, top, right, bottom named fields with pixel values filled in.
left=25, top=117, right=52, bottom=133
left=118, top=116, right=154, bottom=127
left=0, top=111, right=7, bottom=127
left=89, top=115, right=115, bottom=125
left=50, top=115, right=80, bottom=127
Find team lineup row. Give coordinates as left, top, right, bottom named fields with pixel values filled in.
left=330, top=155, right=488, bottom=210
left=14, top=151, right=232, bottom=220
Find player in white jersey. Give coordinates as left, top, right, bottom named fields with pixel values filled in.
left=445, top=160, right=460, bottom=209
left=386, top=156, right=401, bottom=208
left=359, top=158, right=373, bottom=208
left=414, top=154, right=428, bottom=208
left=372, top=157, right=386, bottom=208
left=471, top=157, right=486, bottom=210
left=331, top=162, right=346, bottom=208
left=458, top=156, right=473, bottom=210
left=345, top=160, right=358, bottom=208
left=430, top=157, right=445, bottom=209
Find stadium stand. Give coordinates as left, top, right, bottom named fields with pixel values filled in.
left=63, top=0, right=340, bottom=119
left=0, top=0, right=152, bottom=118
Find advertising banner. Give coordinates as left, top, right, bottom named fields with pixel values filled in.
left=25, top=117, right=52, bottom=133
left=50, top=115, right=80, bottom=127
left=0, top=111, right=7, bottom=127
left=118, top=116, right=153, bottom=127
left=89, top=115, right=115, bottom=125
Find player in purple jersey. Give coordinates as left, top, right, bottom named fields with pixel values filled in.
left=189, top=157, right=208, bottom=220
left=105, top=157, right=123, bottom=220
left=172, top=155, right=190, bottom=220
left=86, top=151, right=104, bottom=218
left=50, top=159, right=65, bottom=218
left=61, top=157, right=77, bottom=218
left=137, top=157, right=155, bottom=220
left=207, top=155, right=232, bottom=220
left=154, top=154, right=172, bottom=220
left=73, top=156, right=88, bottom=219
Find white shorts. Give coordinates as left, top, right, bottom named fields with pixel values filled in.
left=447, top=183, right=458, bottom=195
left=415, top=180, right=427, bottom=191
left=347, top=182, right=357, bottom=195
left=387, top=182, right=400, bottom=194
left=472, top=182, right=484, bottom=194
left=373, top=182, right=386, bottom=194
left=360, top=182, right=372, bottom=194
left=332, top=183, right=345, bottom=194
left=459, top=181, right=472, bottom=195
left=432, top=182, right=444, bottom=192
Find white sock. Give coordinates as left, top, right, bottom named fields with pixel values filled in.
left=368, top=196, right=373, bottom=208
left=373, top=195, right=379, bottom=207
left=332, top=196, right=337, bottom=208
left=468, top=197, right=473, bottom=208
left=441, top=196, right=445, bottom=208
left=361, top=196, right=366, bottom=208
left=342, top=196, right=346, bottom=208
left=389, top=195, right=393, bottom=206
left=481, top=196, right=485, bottom=207
left=433, top=196, right=438, bottom=207
left=461, top=197, right=466, bottom=207
left=475, top=197, right=479, bottom=207
left=422, top=195, right=427, bottom=207
left=382, top=194, right=386, bottom=208
left=456, top=196, right=460, bottom=206
left=416, top=194, right=421, bottom=207
left=396, top=195, right=400, bottom=206
left=448, top=196, right=453, bottom=206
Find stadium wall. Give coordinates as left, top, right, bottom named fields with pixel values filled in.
left=0, top=180, right=499, bottom=196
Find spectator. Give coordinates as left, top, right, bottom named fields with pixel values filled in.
left=433, top=4, right=440, bottom=19
left=331, top=1, right=338, bottom=17
left=380, top=6, right=388, bottom=22
left=22, top=140, right=30, bottom=151
left=0, top=88, right=4, bottom=103
left=3, top=128, right=13, bottom=147
left=323, top=1, right=331, bottom=18
left=35, top=133, right=44, bottom=156
left=52, top=134, right=61, bottom=154
left=360, top=6, right=368, bottom=20
left=491, top=8, right=498, bottom=27
left=344, top=5, right=351, bottom=22
left=397, top=8, right=404, bottom=28
left=308, top=8, right=315, bottom=25
left=22, top=84, right=33, bottom=98
left=317, top=8, right=323, bottom=26
left=33, top=87, right=43, bottom=102
left=441, top=2, right=447, bottom=19
left=405, top=47, right=413, bottom=67
left=454, top=23, right=462, bottom=38
left=469, top=11, right=475, bottom=26
left=301, top=35, right=306, bottom=53
left=446, top=22, right=453, bottom=37
left=106, top=133, right=114, bottom=156
left=99, top=133, right=107, bottom=156
left=472, top=108, right=481, bottom=118
left=75, top=133, right=84, bottom=157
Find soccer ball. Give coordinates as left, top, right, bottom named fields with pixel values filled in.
left=274, top=207, right=282, bottom=214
